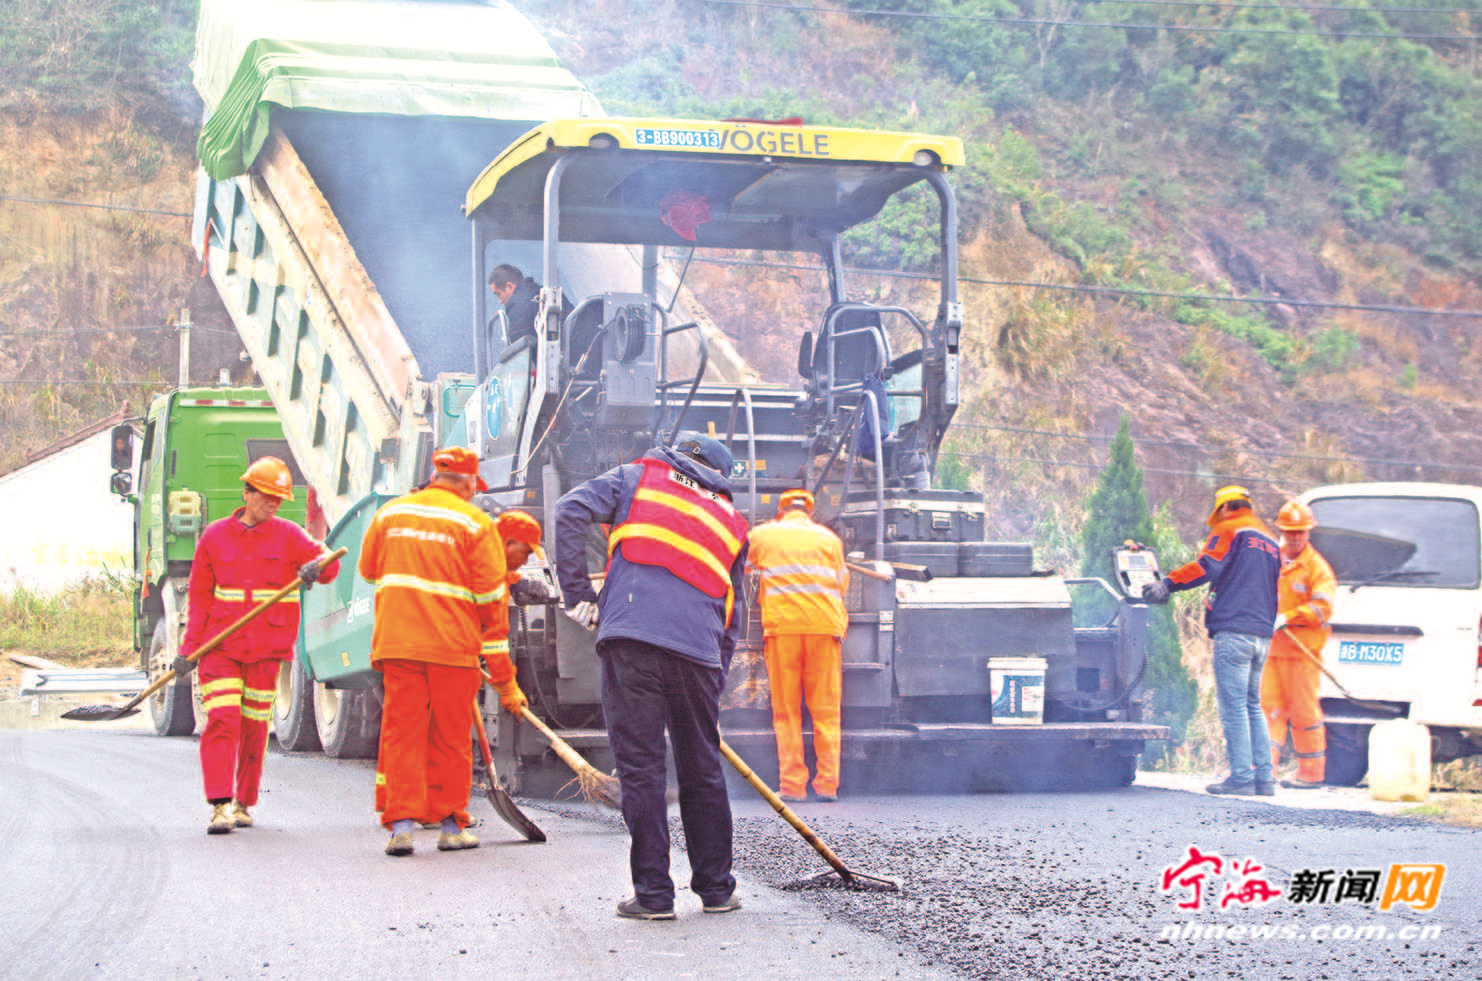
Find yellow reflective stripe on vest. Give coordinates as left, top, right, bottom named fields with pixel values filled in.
left=378, top=572, right=476, bottom=604
left=609, top=522, right=731, bottom=585
left=213, top=586, right=298, bottom=604
left=632, top=487, right=743, bottom=554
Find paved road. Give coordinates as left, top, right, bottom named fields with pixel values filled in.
left=1, top=727, right=1476, bottom=981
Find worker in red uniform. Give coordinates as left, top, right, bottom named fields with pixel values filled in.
left=1262, top=500, right=1337, bottom=789
left=179, top=457, right=340, bottom=835
left=360, top=447, right=521, bottom=857
left=746, top=488, right=848, bottom=803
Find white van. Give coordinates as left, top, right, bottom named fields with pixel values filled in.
left=1295, top=482, right=1482, bottom=784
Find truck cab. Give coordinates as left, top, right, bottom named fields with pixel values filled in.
left=111, top=388, right=307, bottom=738
left=1298, top=482, right=1482, bottom=782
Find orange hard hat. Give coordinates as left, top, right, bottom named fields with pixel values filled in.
left=1206, top=484, right=1251, bottom=527
left=1277, top=500, right=1317, bottom=531
left=496, top=510, right=544, bottom=560
left=778, top=488, right=814, bottom=517
left=432, top=446, right=489, bottom=492
left=241, top=456, right=295, bottom=501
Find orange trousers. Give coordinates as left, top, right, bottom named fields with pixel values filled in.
left=198, top=655, right=279, bottom=805
left=1261, top=654, right=1326, bottom=782
left=375, top=659, right=480, bottom=829
left=764, top=634, right=842, bottom=798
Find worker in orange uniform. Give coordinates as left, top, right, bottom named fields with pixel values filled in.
left=746, top=489, right=849, bottom=803
left=179, top=458, right=340, bottom=835
left=359, top=447, right=523, bottom=857
left=479, top=510, right=546, bottom=714
left=1262, top=500, right=1337, bottom=789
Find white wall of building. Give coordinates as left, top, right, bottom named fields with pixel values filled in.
left=0, top=431, right=135, bottom=595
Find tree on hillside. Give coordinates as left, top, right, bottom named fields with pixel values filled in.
left=1079, top=416, right=1197, bottom=758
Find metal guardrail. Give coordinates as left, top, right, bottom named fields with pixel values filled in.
left=20, top=668, right=147, bottom=697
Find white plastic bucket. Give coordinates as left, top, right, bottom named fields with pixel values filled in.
left=1368, top=719, right=1431, bottom=802
left=988, top=656, right=1047, bottom=725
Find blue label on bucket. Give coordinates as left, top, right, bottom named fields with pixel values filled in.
left=989, top=662, right=1045, bottom=723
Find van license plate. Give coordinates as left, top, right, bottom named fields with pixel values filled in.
left=1337, top=640, right=1404, bottom=665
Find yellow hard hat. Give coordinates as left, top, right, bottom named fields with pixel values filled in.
left=1277, top=500, right=1316, bottom=531
left=778, top=488, right=815, bottom=517
left=1206, top=485, right=1250, bottom=527
left=241, top=457, right=295, bottom=501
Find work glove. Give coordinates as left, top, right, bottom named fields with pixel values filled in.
left=567, top=600, right=599, bottom=631
left=1273, top=613, right=1288, bottom=632
left=511, top=577, right=553, bottom=606
left=297, top=559, right=323, bottom=589
left=171, top=654, right=197, bottom=677
left=1141, top=579, right=1170, bottom=604
left=494, top=679, right=528, bottom=715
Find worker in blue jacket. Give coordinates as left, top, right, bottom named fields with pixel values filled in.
left=555, top=434, right=749, bottom=921
left=1143, top=485, right=1281, bottom=797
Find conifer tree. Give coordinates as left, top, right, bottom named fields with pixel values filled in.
left=1079, top=416, right=1197, bottom=755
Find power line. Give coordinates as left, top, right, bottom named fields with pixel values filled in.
left=1069, top=0, right=1482, bottom=13
left=702, top=0, right=1482, bottom=40
left=946, top=422, right=1482, bottom=474
left=0, top=379, right=166, bottom=387
left=0, top=325, right=239, bottom=337
left=0, top=193, right=191, bottom=219
left=684, top=254, right=1482, bottom=319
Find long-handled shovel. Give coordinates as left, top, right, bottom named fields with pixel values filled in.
left=470, top=700, right=547, bottom=842
left=719, top=739, right=899, bottom=893
left=477, top=667, right=620, bottom=809
left=1278, top=625, right=1402, bottom=715
left=62, top=546, right=349, bottom=722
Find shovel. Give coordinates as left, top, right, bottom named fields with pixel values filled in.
left=719, top=739, right=898, bottom=892
left=470, top=699, right=547, bottom=842
left=1277, top=625, right=1402, bottom=715
left=62, top=546, right=349, bottom=722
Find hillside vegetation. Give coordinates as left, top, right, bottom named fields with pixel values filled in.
left=4, top=0, right=1482, bottom=541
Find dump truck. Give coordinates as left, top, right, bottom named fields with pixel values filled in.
left=191, top=0, right=1167, bottom=792
left=107, top=385, right=313, bottom=739
left=1296, top=481, right=1482, bottom=784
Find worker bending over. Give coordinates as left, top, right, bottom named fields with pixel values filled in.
left=180, top=458, right=340, bottom=835
left=556, top=434, right=749, bottom=920
left=359, top=447, right=511, bottom=857
left=1262, top=500, right=1336, bottom=789
left=747, top=489, right=849, bottom=802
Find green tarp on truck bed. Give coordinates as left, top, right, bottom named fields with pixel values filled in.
left=193, top=0, right=597, bottom=181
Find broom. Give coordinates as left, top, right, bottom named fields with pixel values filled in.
left=479, top=667, right=621, bottom=809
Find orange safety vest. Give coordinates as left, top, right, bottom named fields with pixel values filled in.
left=1271, top=543, right=1337, bottom=661
left=358, top=486, right=508, bottom=668
left=607, top=457, right=748, bottom=600
left=747, top=510, right=849, bottom=637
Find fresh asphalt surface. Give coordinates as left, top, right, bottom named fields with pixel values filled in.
left=1, top=726, right=1477, bottom=981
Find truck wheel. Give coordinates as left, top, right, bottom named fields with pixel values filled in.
left=146, top=621, right=195, bottom=737
left=314, top=684, right=379, bottom=759
left=272, top=657, right=321, bottom=752
left=1325, top=723, right=1371, bottom=787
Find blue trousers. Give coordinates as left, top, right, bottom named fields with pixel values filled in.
left=1212, top=631, right=1274, bottom=786
left=600, top=638, right=735, bottom=909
